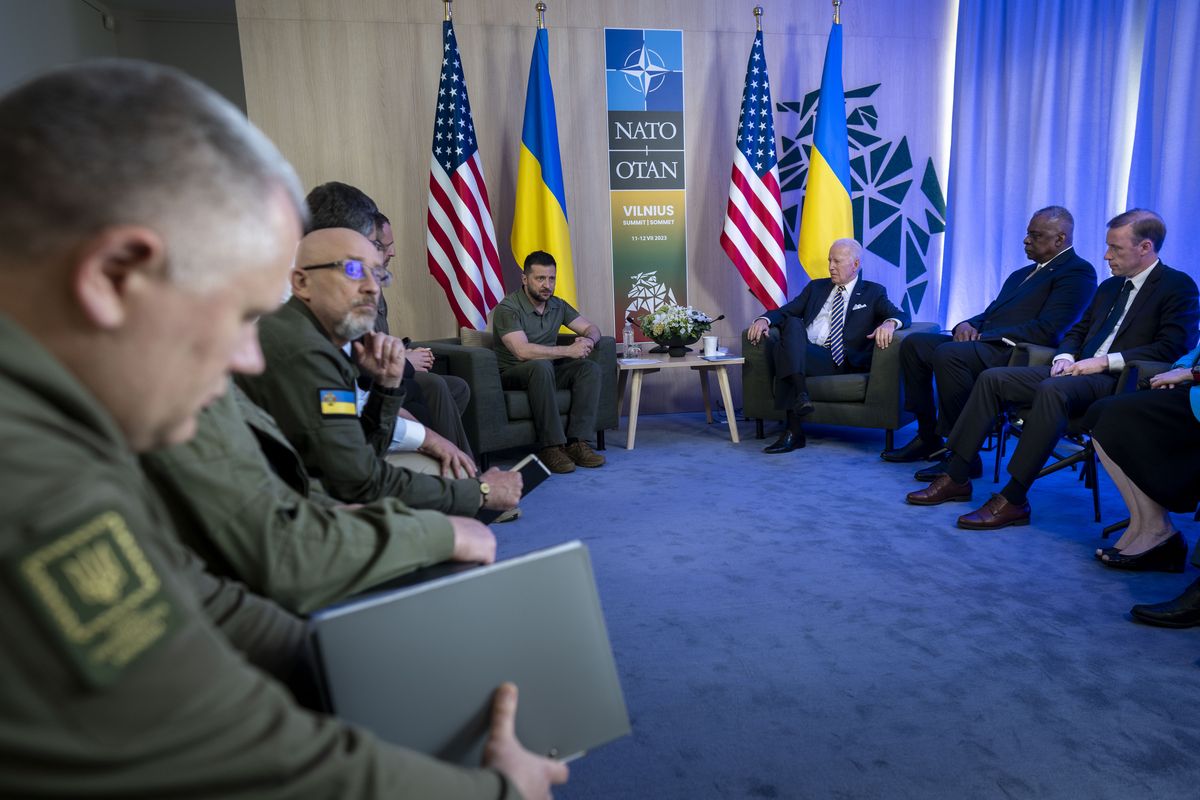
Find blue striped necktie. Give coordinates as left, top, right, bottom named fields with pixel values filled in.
left=826, top=286, right=846, bottom=366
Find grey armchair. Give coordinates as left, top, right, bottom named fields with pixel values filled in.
left=741, top=322, right=940, bottom=450
left=419, top=331, right=618, bottom=468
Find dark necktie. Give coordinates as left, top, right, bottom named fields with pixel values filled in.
left=825, top=286, right=846, bottom=366
left=1080, top=280, right=1133, bottom=359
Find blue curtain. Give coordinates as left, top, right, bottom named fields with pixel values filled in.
left=1126, top=0, right=1200, bottom=282
left=941, top=1, right=1137, bottom=327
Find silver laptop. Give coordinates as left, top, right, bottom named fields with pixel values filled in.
left=308, top=541, right=631, bottom=765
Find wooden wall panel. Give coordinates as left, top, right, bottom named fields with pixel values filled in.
left=237, top=0, right=948, bottom=415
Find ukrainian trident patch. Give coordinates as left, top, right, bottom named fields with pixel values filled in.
left=13, top=510, right=181, bottom=687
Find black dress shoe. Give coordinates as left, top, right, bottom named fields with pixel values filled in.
left=881, top=435, right=944, bottom=463
left=1100, top=531, right=1187, bottom=573
left=764, top=430, right=806, bottom=453
left=914, top=453, right=982, bottom=482
left=794, top=392, right=815, bottom=416
left=1131, top=577, right=1200, bottom=628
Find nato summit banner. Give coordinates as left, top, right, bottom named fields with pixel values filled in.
left=603, top=29, right=686, bottom=339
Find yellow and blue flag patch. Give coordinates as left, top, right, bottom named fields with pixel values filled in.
left=319, top=389, right=357, bottom=417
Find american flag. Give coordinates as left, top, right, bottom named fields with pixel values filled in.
left=426, top=20, right=504, bottom=330
left=720, top=29, right=787, bottom=310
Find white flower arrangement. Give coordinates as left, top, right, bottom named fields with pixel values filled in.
left=641, top=303, right=715, bottom=340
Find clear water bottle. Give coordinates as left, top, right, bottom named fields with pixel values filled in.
left=623, top=319, right=634, bottom=354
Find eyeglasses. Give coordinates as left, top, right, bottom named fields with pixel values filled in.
left=301, top=259, right=392, bottom=288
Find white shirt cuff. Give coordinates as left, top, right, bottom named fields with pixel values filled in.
left=389, top=418, right=427, bottom=451
left=1105, top=352, right=1125, bottom=373
left=1053, top=353, right=1075, bottom=365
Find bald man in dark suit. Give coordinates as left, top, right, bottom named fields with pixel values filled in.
left=882, top=206, right=1096, bottom=479
left=907, top=209, right=1200, bottom=529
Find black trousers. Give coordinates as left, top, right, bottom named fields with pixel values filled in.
left=406, top=372, right=473, bottom=457
left=769, top=319, right=848, bottom=410
left=947, top=365, right=1116, bottom=488
left=899, top=333, right=1012, bottom=437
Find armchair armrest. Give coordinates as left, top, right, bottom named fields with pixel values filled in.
left=1008, top=343, right=1057, bottom=367
left=1122, top=360, right=1175, bottom=392
left=859, top=322, right=940, bottom=410
left=587, top=336, right=619, bottom=430
left=741, top=327, right=778, bottom=421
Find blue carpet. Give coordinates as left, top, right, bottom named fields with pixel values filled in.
left=491, top=414, right=1200, bottom=799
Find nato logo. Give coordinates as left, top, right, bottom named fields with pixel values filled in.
left=605, top=28, right=683, bottom=112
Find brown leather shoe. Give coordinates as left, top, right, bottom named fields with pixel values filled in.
left=565, top=440, right=605, bottom=468
left=538, top=445, right=576, bottom=474
left=906, top=474, right=972, bottom=506
left=957, top=494, right=1031, bottom=530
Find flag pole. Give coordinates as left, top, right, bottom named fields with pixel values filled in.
left=754, top=5, right=763, bottom=31
left=833, top=0, right=841, bottom=24
left=443, top=0, right=451, bottom=22
left=536, top=1, right=546, bottom=29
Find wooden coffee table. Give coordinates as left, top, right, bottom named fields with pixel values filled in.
left=616, top=352, right=745, bottom=449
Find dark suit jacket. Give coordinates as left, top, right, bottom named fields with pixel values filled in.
left=1059, top=261, right=1200, bottom=363
left=762, top=277, right=910, bottom=371
left=961, top=247, right=1096, bottom=346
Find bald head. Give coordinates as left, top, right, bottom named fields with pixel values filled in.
left=1024, top=206, right=1073, bottom=264
left=295, top=227, right=379, bottom=268
left=292, top=228, right=384, bottom=346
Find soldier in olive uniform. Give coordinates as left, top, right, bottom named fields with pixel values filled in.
left=141, top=384, right=497, bottom=614
left=236, top=228, right=522, bottom=514
left=0, top=60, right=565, bottom=798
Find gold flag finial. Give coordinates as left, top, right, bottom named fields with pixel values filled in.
left=536, top=1, right=546, bottom=29
left=833, top=0, right=842, bottom=24
left=754, top=6, right=763, bottom=31
left=443, top=0, right=452, bottom=22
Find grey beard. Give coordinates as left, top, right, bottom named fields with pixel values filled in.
left=334, top=311, right=375, bottom=342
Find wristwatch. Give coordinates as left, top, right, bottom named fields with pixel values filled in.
left=478, top=480, right=490, bottom=508
left=1191, top=365, right=1200, bottom=383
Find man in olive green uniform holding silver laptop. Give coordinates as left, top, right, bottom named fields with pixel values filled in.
left=0, top=60, right=565, bottom=798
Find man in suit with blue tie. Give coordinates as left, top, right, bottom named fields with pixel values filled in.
left=907, top=209, right=1200, bottom=529
left=747, top=238, right=910, bottom=453
left=882, top=207, right=1096, bottom=478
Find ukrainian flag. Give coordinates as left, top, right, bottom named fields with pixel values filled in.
left=512, top=27, right=577, bottom=309
left=797, top=21, right=854, bottom=279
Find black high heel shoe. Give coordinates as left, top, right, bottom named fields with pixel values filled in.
left=1100, top=531, right=1187, bottom=573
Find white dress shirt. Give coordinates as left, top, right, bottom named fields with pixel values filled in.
left=806, top=275, right=859, bottom=345
left=1054, top=260, right=1160, bottom=372
left=754, top=274, right=902, bottom=345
